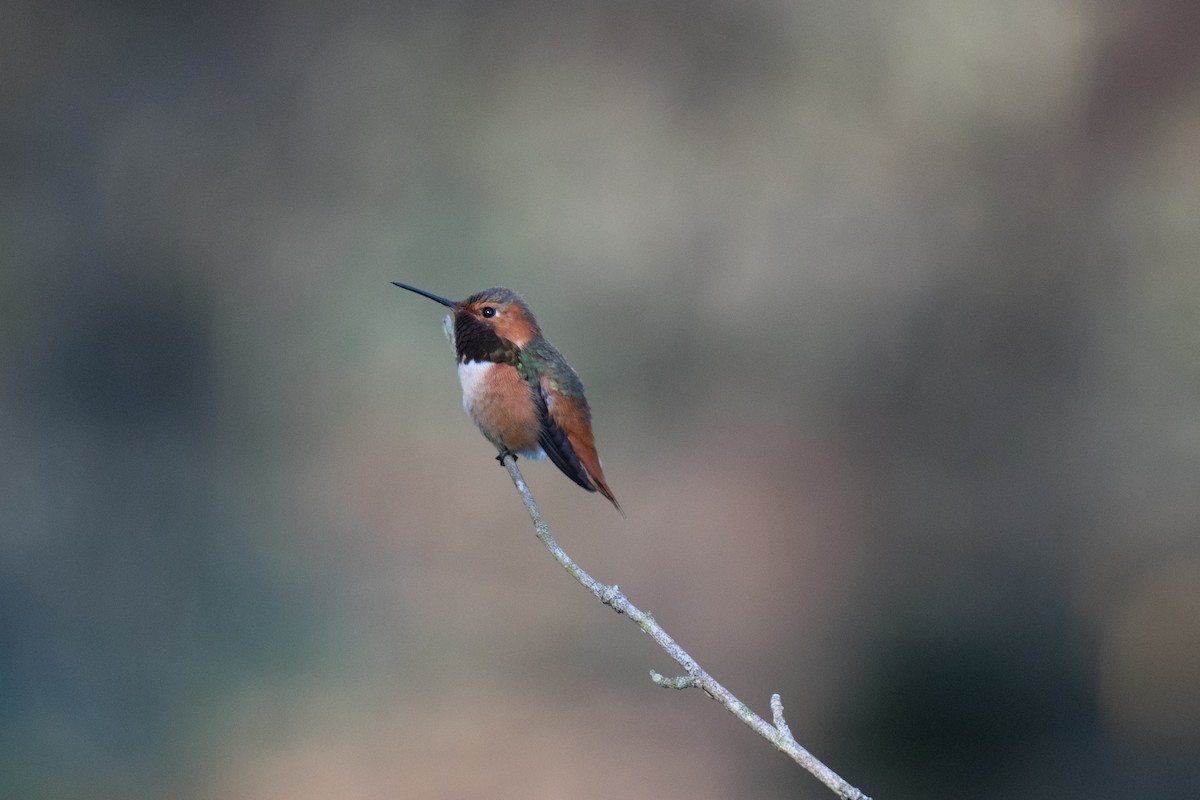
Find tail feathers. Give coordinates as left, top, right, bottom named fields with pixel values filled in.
left=590, top=473, right=624, bottom=517
left=558, top=423, right=623, bottom=517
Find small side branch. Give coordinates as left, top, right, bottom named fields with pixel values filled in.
left=771, top=693, right=794, bottom=741
left=501, top=456, right=870, bottom=800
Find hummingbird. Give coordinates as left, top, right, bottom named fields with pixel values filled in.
left=393, top=282, right=622, bottom=515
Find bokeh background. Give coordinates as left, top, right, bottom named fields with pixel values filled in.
left=4, top=2, right=1200, bottom=798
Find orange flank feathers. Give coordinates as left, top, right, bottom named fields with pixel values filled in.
left=544, top=379, right=622, bottom=515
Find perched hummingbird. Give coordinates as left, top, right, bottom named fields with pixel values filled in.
left=393, top=282, right=622, bottom=514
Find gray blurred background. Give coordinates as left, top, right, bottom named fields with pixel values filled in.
left=4, top=2, right=1200, bottom=798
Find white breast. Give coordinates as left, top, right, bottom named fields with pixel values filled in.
left=456, top=359, right=493, bottom=415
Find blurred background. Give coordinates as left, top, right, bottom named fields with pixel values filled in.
left=3, top=2, right=1200, bottom=798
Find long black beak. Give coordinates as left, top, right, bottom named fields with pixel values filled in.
left=392, top=281, right=462, bottom=310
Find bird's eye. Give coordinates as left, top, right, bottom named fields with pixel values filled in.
left=481, top=306, right=497, bottom=318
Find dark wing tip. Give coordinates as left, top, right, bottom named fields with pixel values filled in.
left=535, top=387, right=596, bottom=493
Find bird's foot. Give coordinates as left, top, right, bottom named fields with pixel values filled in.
left=495, top=450, right=516, bottom=466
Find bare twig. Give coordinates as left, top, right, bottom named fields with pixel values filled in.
left=501, top=455, right=871, bottom=800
